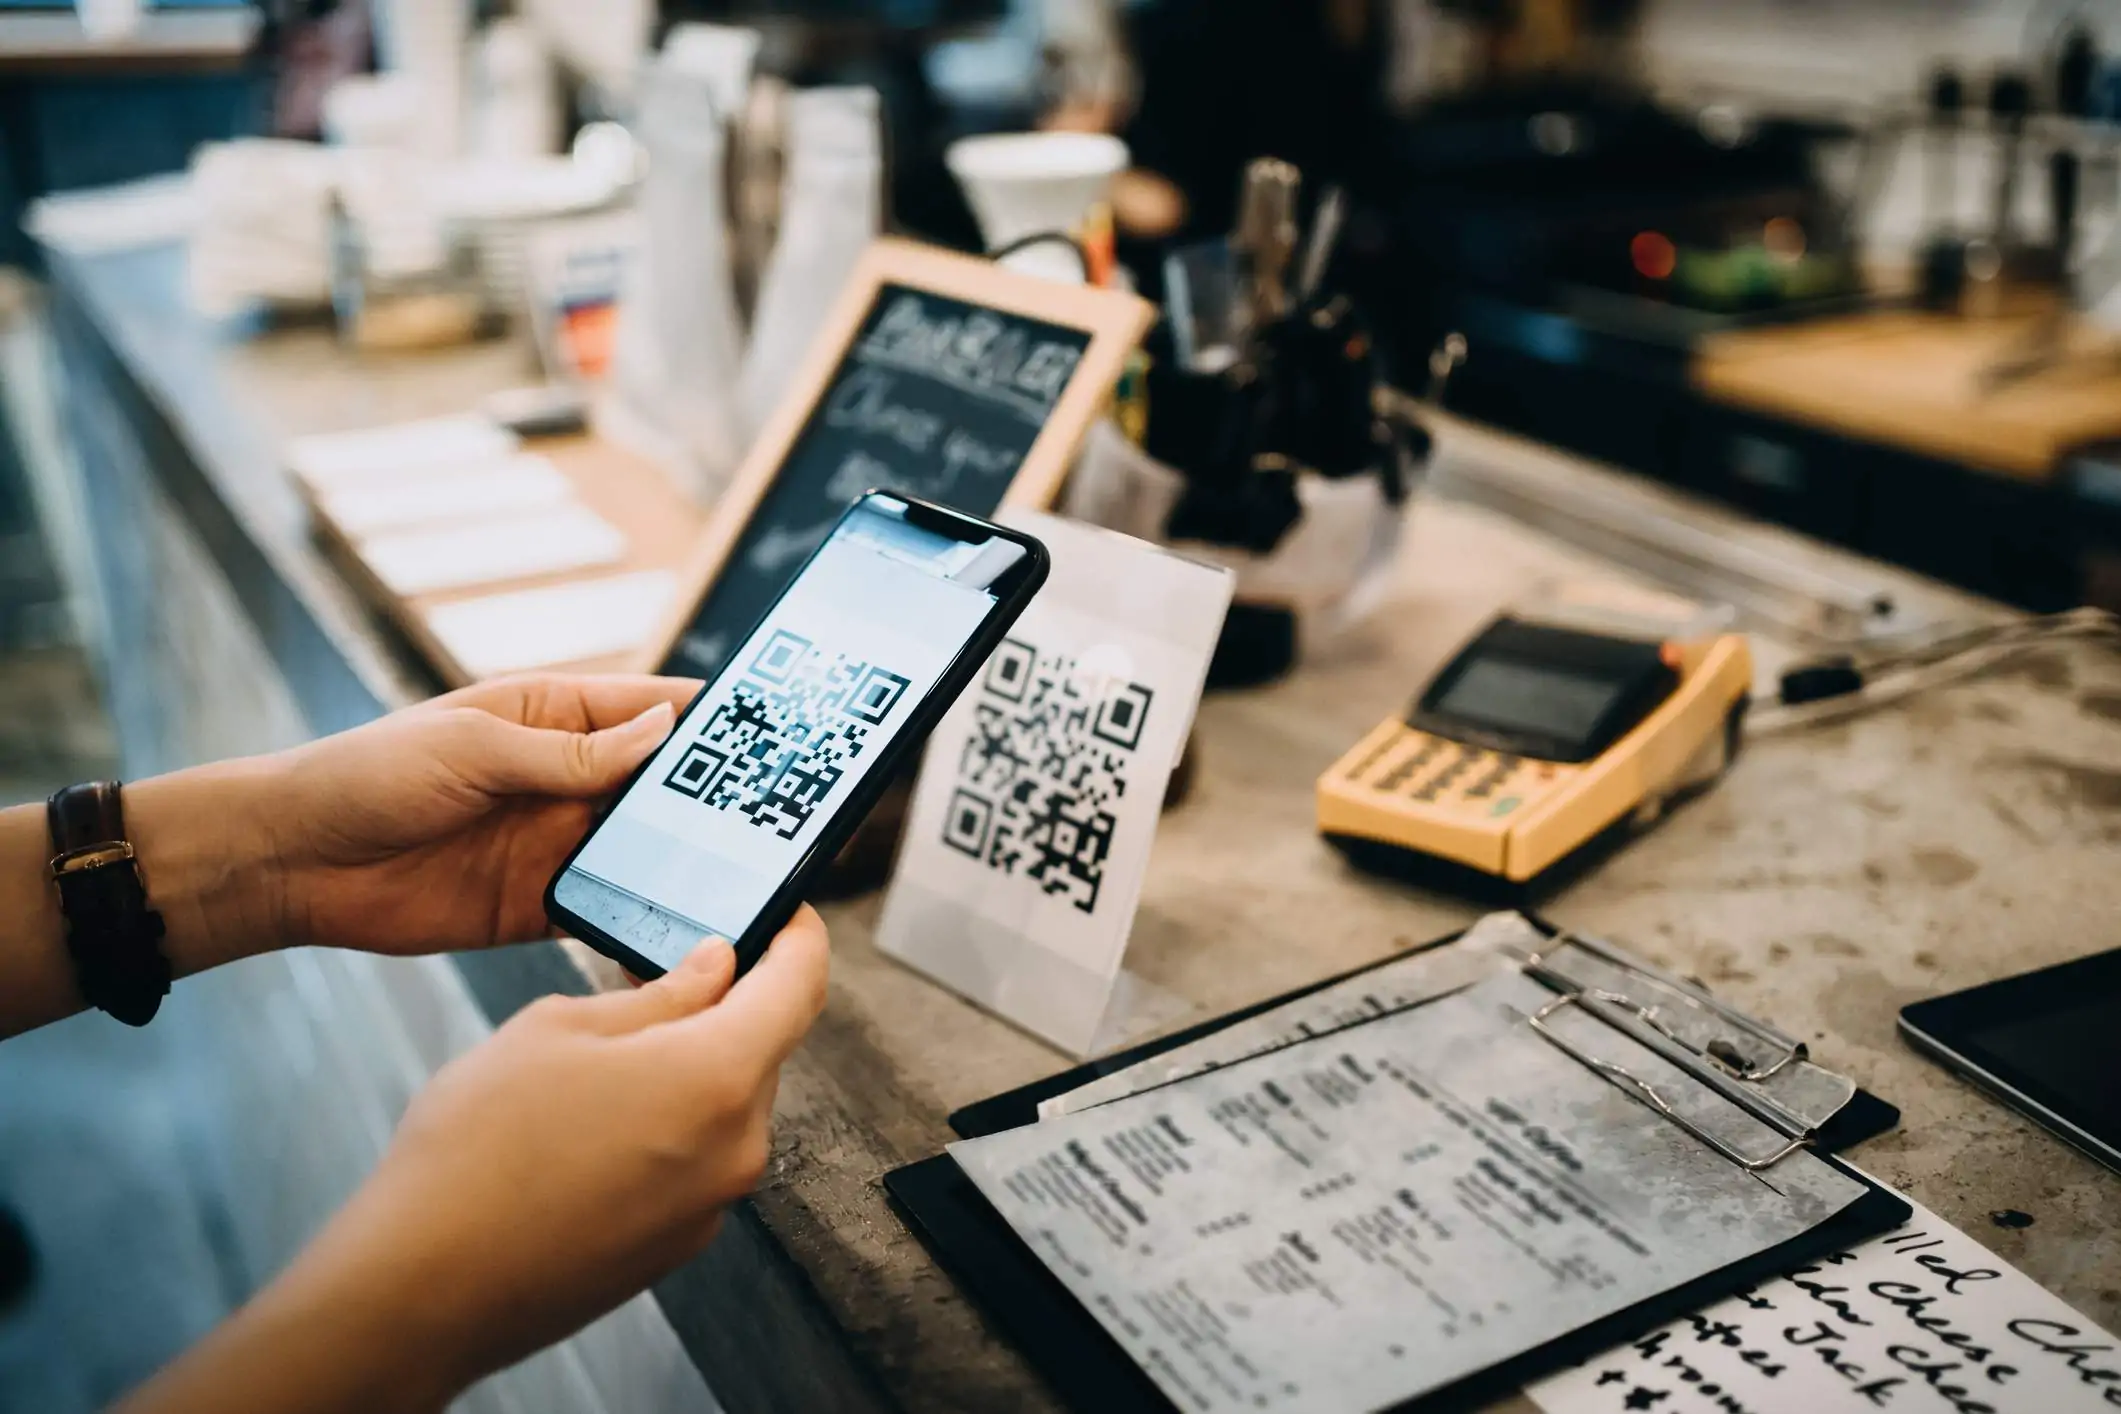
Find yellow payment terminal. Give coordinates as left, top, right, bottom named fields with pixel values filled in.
left=1318, top=615, right=1752, bottom=889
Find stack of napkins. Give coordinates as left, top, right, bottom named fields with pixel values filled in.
left=288, top=416, right=673, bottom=677
left=187, top=141, right=341, bottom=318
left=423, top=571, right=677, bottom=680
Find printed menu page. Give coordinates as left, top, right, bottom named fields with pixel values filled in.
left=949, top=970, right=1877, bottom=1414
left=1037, top=911, right=1545, bottom=1119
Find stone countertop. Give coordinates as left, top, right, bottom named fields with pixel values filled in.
left=45, top=239, right=2121, bottom=1412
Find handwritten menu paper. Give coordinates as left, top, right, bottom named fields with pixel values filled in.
left=949, top=969, right=1886, bottom=1414
left=1528, top=1189, right=2121, bottom=1414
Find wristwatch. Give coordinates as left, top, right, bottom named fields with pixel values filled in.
left=47, top=782, right=170, bottom=1026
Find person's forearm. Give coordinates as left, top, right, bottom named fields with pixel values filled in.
left=114, top=1244, right=463, bottom=1414
left=118, top=1162, right=484, bottom=1414
left=0, top=759, right=288, bottom=1038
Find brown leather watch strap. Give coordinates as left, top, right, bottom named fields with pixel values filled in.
left=47, top=782, right=170, bottom=1026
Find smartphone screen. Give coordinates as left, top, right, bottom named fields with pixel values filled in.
left=549, top=493, right=1036, bottom=973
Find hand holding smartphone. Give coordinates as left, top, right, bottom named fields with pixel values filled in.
left=546, top=492, right=1047, bottom=978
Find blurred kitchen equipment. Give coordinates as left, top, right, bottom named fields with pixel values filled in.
left=739, top=86, right=884, bottom=444
left=1232, top=157, right=1301, bottom=352
left=469, top=19, right=563, bottom=161
left=2051, top=28, right=2099, bottom=277
left=321, top=73, right=423, bottom=151
left=1428, top=0, right=1645, bottom=90
left=1069, top=162, right=1421, bottom=684
left=660, top=20, right=761, bottom=120
left=1976, top=29, right=2120, bottom=391
left=1927, top=66, right=1966, bottom=236
left=370, top=0, right=470, bottom=160
left=946, top=131, right=1128, bottom=284
left=519, top=0, right=655, bottom=114
left=440, top=155, right=628, bottom=322
left=330, top=215, right=486, bottom=353
left=1988, top=68, right=2035, bottom=268
left=1346, top=66, right=1870, bottom=533
left=1295, top=184, right=1350, bottom=307
left=187, top=140, right=340, bottom=319
left=730, top=76, right=792, bottom=322
left=524, top=210, right=638, bottom=387
left=331, top=152, right=486, bottom=352
left=603, top=32, right=754, bottom=505
left=1918, top=66, right=1972, bottom=312
left=1162, top=238, right=1244, bottom=373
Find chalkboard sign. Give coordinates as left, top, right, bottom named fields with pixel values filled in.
left=642, top=238, right=1153, bottom=679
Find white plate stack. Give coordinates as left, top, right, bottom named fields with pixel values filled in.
left=435, top=157, right=628, bottom=319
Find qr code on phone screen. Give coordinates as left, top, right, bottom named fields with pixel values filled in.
left=941, top=638, right=1154, bottom=913
left=662, top=629, right=910, bottom=839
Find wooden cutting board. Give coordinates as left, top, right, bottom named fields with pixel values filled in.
left=1694, top=305, right=2121, bottom=482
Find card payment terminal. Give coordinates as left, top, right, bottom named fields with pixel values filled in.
left=1318, top=615, right=1752, bottom=887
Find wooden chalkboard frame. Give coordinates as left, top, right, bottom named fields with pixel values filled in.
left=636, top=236, right=1154, bottom=671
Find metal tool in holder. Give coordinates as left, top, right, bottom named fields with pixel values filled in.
left=1072, top=163, right=1427, bottom=687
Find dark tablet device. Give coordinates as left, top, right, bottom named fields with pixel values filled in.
left=1899, top=947, right=2121, bottom=1173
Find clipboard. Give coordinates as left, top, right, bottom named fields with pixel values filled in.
left=886, top=1153, right=1909, bottom=1414
left=946, top=915, right=1900, bottom=1148
left=888, top=916, right=1909, bottom=1413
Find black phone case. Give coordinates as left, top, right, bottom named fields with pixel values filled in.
left=544, top=495, right=1048, bottom=978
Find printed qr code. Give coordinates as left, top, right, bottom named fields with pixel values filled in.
left=662, top=628, right=910, bottom=840
left=941, top=637, right=1154, bottom=914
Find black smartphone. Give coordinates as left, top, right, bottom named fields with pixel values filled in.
left=546, top=491, right=1048, bottom=979
left=1899, top=946, right=2121, bottom=1175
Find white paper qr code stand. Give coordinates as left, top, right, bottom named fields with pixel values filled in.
left=876, top=509, right=1234, bottom=1057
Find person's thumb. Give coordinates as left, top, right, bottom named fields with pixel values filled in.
left=460, top=699, right=675, bottom=799
left=568, top=939, right=739, bottom=1034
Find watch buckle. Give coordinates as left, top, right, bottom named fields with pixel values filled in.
left=50, top=840, right=137, bottom=879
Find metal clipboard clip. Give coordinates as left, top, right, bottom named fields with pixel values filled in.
left=1525, top=990, right=1811, bottom=1173
left=1511, top=930, right=1807, bottom=1084
left=1509, top=932, right=1818, bottom=1172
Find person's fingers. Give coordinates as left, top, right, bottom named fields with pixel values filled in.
left=451, top=698, right=676, bottom=798
left=677, top=906, right=830, bottom=1074
left=436, top=674, right=700, bottom=734
left=544, top=675, right=701, bottom=732
left=569, top=939, right=739, bottom=1034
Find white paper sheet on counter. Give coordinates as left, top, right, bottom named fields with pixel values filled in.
left=360, top=505, right=626, bottom=597
left=1527, top=1182, right=2121, bottom=1414
left=318, top=454, right=574, bottom=535
left=426, top=570, right=676, bottom=678
left=288, top=416, right=519, bottom=491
